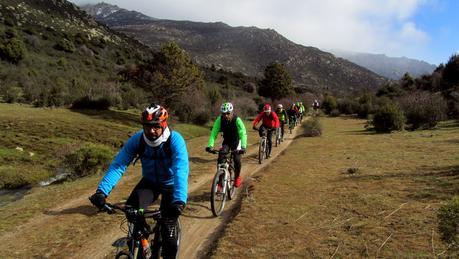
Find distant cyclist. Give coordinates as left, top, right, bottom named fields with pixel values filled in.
left=287, top=103, right=299, bottom=126
left=89, top=103, right=189, bottom=259
left=296, top=102, right=304, bottom=122
left=252, top=104, right=280, bottom=158
left=275, top=104, right=288, bottom=141
left=312, top=99, right=320, bottom=115
left=206, top=102, right=247, bottom=188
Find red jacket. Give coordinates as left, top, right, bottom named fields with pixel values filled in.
left=253, top=111, right=280, bottom=129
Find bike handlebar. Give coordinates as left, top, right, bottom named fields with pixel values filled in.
left=103, top=202, right=162, bottom=220
left=206, top=149, right=243, bottom=155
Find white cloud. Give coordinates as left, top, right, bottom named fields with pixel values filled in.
left=70, top=0, right=433, bottom=58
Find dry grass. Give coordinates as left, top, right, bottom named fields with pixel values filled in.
left=212, top=117, right=459, bottom=258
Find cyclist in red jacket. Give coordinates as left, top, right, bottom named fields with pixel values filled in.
left=252, top=104, right=280, bottom=158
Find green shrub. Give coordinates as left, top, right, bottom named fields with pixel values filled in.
left=63, top=143, right=114, bottom=179
left=302, top=117, right=322, bottom=137
left=398, top=91, right=447, bottom=130
left=438, top=196, right=459, bottom=250
left=54, top=39, right=76, bottom=53
left=371, top=103, right=405, bottom=133
left=2, top=85, right=23, bottom=103
left=0, top=37, right=26, bottom=63
left=322, top=94, right=337, bottom=114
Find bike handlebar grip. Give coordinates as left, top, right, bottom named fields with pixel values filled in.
left=103, top=204, right=115, bottom=214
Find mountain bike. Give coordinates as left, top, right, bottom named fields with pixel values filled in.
left=101, top=202, right=181, bottom=259
left=275, top=127, right=281, bottom=147
left=207, top=149, right=239, bottom=216
left=257, top=128, right=268, bottom=164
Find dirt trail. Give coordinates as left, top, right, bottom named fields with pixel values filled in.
left=0, top=125, right=303, bottom=258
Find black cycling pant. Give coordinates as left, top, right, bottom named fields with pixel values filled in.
left=126, top=178, right=179, bottom=259
left=258, top=125, right=274, bottom=156
left=218, top=141, right=241, bottom=178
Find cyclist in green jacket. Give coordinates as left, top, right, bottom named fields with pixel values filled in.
left=275, top=104, right=288, bottom=141
left=206, top=102, right=247, bottom=187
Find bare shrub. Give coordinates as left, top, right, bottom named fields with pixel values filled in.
left=231, top=96, right=258, bottom=119
left=338, top=98, right=359, bottom=115
left=398, top=91, right=447, bottom=130
left=173, top=89, right=210, bottom=124
left=302, top=117, right=322, bottom=137
left=330, top=109, right=341, bottom=117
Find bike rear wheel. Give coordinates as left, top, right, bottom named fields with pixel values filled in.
left=210, top=169, right=227, bottom=216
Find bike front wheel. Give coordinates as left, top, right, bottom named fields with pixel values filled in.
left=210, top=169, right=227, bottom=216
left=227, top=164, right=236, bottom=200
left=258, top=138, right=266, bottom=164
left=115, top=251, right=133, bottom=259
left=275, top=129, right=281, bottom=146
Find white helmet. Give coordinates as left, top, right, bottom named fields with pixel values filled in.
left=220, top=102, right=234, bottom=113
left=277, top=104, right=283, bottom=109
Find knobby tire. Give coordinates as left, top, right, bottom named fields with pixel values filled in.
left=258, top=138, right=266, bottom=164
left=211, top=169, right=227, bottom=216
left=227, top=163, right=236, bottom=200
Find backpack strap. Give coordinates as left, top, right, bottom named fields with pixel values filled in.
left=132, top=132, right=172, bottom=165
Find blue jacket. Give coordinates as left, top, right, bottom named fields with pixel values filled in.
left=97, top=130, right=189, bottom=204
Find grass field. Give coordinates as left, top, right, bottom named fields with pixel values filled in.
left=212, top=116, right=459, bottom=258
left=0, top=103, right=211, bottom=189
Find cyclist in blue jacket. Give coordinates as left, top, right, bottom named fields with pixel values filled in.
left=90, top=103, right=189, bottom=259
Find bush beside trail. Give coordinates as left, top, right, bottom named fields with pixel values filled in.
left=301, top=117, right=322, bottom=137
left=438, top=196, right=459, bottom=253
left=371, top=103, right=405, bottom=133
left=63, top=143, right=114, bottom=179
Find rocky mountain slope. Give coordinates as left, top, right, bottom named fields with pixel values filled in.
left=0, top=0, right=153, bottom=106
left=81, top=3, right=388, bottom=92
left=331, top=50, right=436, bottom=80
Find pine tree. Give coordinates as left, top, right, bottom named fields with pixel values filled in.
left=258, top=63, right=293, bottom=101
left=138, top=42, right=204, bottom=108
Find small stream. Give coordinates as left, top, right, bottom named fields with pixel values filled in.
left=0, top=172, right=70, bottom=208
left=0, top=187, right=31, bottom=208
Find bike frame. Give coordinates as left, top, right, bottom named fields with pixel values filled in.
left=101, top=203, right=181, bottom=259
left=208, top=149, right=237, bottom=216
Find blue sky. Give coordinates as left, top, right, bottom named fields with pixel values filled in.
left=70, top=0, right=458, bottom=65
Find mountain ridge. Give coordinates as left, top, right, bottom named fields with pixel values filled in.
left=81, top=2, right=388, bottom=93
left=330, top=49, right=436, bottom=80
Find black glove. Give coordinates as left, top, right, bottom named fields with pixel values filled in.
left=239, top=148, right=246, bottom=154
left=89, top=190, right=106, bottom=209
left=165, top=202, right=185, bottom=218
left=253, top=126, right=258, bottom=131
left=205, top=146, right=213, bottom=153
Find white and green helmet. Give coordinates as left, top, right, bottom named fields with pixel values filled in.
left=220, top=102, right=234, bottom=113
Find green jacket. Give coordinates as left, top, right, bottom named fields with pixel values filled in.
left=207, top=115, right=247, bottom=148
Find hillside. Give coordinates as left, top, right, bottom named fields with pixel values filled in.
left=331, top=50, right=437, bottom=80
left=81, top=3, right=388, bottom=93
left=0, top=0, right=154, bottom=107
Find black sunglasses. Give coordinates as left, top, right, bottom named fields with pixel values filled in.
left=144, top=123, right=162, bottom=129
